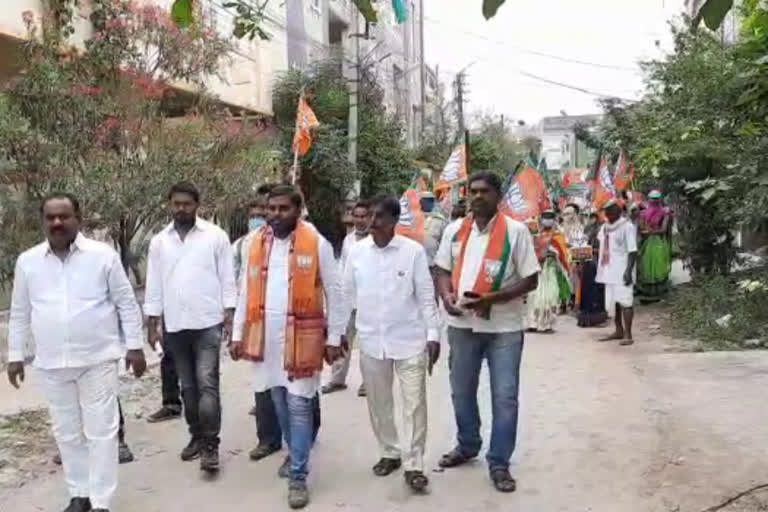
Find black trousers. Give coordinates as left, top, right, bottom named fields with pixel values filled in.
left=160, top=345, right=182, bottom=410
left=254, top=390, right=321, bottom=447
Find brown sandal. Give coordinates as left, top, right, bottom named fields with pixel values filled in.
left=438, top=448, right=476, bottom=468
left=372, top=458, right=402, bottom=476
left=490, top=469, right=517, bottom=493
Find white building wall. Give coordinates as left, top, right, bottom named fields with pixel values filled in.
left=0, top=0, right=423, bottom=131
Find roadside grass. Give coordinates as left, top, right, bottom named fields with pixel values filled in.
left=668, top=266, right=768, bottom=350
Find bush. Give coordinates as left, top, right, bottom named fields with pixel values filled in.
left=669, top=267, right=768, bottom=349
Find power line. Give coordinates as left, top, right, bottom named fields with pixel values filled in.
left=423, top=15, right=638, bottom=72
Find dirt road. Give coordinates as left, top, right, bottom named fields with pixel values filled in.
left=2, top=312, right=768, bottom=512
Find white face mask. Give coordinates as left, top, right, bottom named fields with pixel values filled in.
left=541, top=218, right=555, bottom=228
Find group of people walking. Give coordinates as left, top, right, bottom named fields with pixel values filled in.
left=5, top=171, right=545, bottom=511
left=522, top=190, right=674, bottom=345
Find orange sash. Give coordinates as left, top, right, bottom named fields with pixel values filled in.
left=243, top=221, right=327, bottom=379
left=451, top=214, right=511, bottom=294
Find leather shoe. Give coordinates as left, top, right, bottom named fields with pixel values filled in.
left=63, top=497, right=91, bottom=512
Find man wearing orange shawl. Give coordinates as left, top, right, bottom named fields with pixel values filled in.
left=433, top=172, right=540, bottom=493
left=229, top=185, right=344, bottom=509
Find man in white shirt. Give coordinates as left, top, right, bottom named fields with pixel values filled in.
left=434, top=172, right=540, bottom=494
left=343, top=196, right=440, bottom=492
left=322, top=199, right=372, bottom=396
left=229, top=185, right=344, bottom=509
left=596, top=200, right=638, bottom=345
left=6, top=193, right=146, bottom=512
left=144, top=181, right=236, bottom=473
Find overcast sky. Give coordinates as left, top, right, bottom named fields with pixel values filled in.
left=424, top=0, right=687, bottom=124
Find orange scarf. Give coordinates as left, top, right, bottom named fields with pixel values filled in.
left=451, top=213, right=511, bottom=294
left=243, top=221, right=327, bottom=379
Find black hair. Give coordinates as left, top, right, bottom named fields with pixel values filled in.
left=268, top=184, right=303, bottom=209
left=168, top=181, right=200, bottom=202
left=372, top=195, right=401, bottom=220
left=467, top=171, right=503, bottom=195
left=246, top=199, right=263, bottom=210
left=354, top=199, right=371, bottom=211
left=256, top=183, right=275, bottom=196
left=40, top=192, right=81, bottom=216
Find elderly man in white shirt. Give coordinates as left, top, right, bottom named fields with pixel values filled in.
left=322, top=198, right=372, bottom=396
left=144, top=181, right=236, bottom=473
left=434, top=172, right=540, bottom=494
left=342, top=196, right=440, bottom=493
left=6, top=193, right=146, bottom=512
left=229, top=185, right=344, bottom=509
left=596, top=199, right=638, bottom=345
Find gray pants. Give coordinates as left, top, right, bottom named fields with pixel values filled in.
left=164, top=325, right=222, bottom=445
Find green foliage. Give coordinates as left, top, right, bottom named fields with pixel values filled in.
left=695, top=0, right=735, bottom=31
left=482, top=0, right=507, bottom=20
left=0, top=0, right=277, bottom=283
left=271, top=53, right=413, bottom=249
left=587, top=18, right=768, bottom=274
left=669, top=267, right=768, bottom=349
left=170, top=0, right=193, bottom=28
left=469, top=113, right=533, bottom=176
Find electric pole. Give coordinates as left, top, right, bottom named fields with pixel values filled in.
left=455, top=71, right=467, bottom=139
left=419, top=0, right=426, bottom=140
left=348, top=11, right=361, bottom=198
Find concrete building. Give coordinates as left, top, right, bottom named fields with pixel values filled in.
left=538, top=114, right=601, bottom=171
left=0, top=0, right=425, bottom=144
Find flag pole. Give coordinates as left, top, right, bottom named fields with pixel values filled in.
left=292, top=146, right=299, bottom=185
left=292, top=86, right=305, bottom=185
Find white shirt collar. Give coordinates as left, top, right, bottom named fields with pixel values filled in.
left=45, top=232, right=86, bottom=256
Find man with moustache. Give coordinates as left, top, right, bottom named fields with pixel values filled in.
left=434, top=171, right=540, bottom=493
left=144, top=182, right=237, bottom=473
left=342, top=196, right=440, bottom=492
left=6, top=192, right=146, bottom=512
left=230, top=184, right=344, bottom=509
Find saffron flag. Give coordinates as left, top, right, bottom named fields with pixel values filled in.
left=292, top=96, right=320, bottom=157
left=434, top=144, right=467, bottom=192
left=592, top=158, right=616, bottom=210
left=395, top=188, right=425, bottom=243
left=500, top=164, right=549, bottom=221
left=614, top=150, right=633, bottom=191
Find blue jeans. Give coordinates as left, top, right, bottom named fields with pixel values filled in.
left=271, top=387, right=314, bottom=481
left=447, top=327, right=524, bottom=471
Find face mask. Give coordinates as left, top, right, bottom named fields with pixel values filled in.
left=248, top=217, right=265, bottom=232
left=541, top=219, right=555, bottom=228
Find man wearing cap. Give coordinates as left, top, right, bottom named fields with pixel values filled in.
left=596, top=200, right=637, bottom=345
left=421, top=191, right=449, bottom=268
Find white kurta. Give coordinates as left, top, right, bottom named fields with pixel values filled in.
left=232, top=229, right=343, bottom=399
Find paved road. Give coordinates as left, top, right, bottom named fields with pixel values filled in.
left=3, top=312, right=768, bottom=512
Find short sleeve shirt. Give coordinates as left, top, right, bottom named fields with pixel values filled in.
left=434, top=214, right=540, bottom=333
left=596, top=219, right=638, bottom=285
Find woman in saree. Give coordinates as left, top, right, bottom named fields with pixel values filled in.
left=577, top=211, right=608, bottom=327
left=636, top=190, right=672, bottom=302
left=527, top=210, right=572, bottom=333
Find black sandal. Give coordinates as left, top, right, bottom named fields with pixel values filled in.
left=438, top=448, right=476, bottom=468
left=490, top=469, right=517, bottom=493
left=404, top=470, right=429, bottom=492
left=372, top=457, right=402, bottom=476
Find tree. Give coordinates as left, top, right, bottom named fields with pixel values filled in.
left=0, top=1, right=279, bottom=284
left=271, top=52, right=413, bottom=251
left=468, top=112, right=534, bottom=175
left=584, top=6, right=768, bottom=274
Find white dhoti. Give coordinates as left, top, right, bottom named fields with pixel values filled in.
left=360, top=351, right=427, bottom=471
left=40, top=360, right=119, bottom=509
